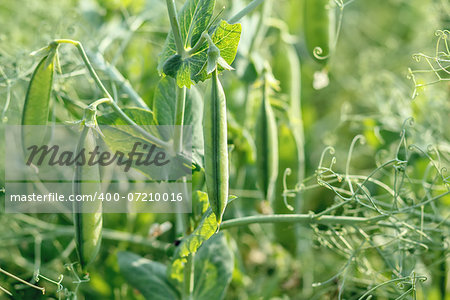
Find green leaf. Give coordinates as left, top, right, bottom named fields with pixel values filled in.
left=192, top=20, right=242, bottom=83
left=118, top=251, right=180, bottom=300
left=162, top=54, right=183, bottom=78
left=209, top=21, right=242, bottom=71
left=176, top=57, right=203, bottom=88
left=97, top=107, right=159, bottom=139
left=158, top=0, right=216, bottom=74
left=153, top=77, right=204, bottom=168
left=168, top=194, right=218, bottom=284
left=192, top=190, right=209, bottom=221
left=97, top=108, right=182, bottom=180
left=159, top=18, right=242, bottom=88
left=193, top=233, right=234, bottom=300
left=153, top=78, right=198, bottom=126
left=188, top=190, right=210, bottom=232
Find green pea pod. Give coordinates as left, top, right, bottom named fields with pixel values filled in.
left=203, top=69, right=229, bottom=224
left=255, top=80, right=278, bottom=201
left=73, top=126, right=102, bottom=269
left=304, top=0, right=334, bottom=64
left=22, top=54, right=54, bottom=148
left=274, top=124, right=298, bottom=254
left=273, top=43, right=305, bottom=255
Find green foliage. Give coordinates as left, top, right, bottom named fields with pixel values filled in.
left=0, top=0, right=449, bottom=299
left=159, top=6, right=242, bottom=88
left=159, top=0, right=215, bottom=60
left=118, top=233, right=233, bottom=300
left=168, top=196, right=218, bottom=283
left=97, top=108, right=170, bottom=179
left=158, top=0, right=216, bottom=87
left=192, top=233, right=234, bottom=300
left=118, top=251, right=180, bottom=300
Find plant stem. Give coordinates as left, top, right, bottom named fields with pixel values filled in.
left=90, top=98, right=111, bottom=108
left=187, top=35, right=205, bottom=56
left=74, top=41, right=114, bottom=100
left=0, top=267, right=45, bottom=294
left=87, top=50, right=150, bottom=110
left=173, top=85, right=191, bottom=299
left=173, top=87, right=187, bottom=233
left=187, top=32, right=212, bottom=56
left=220, top=214, right=390, bottom=230
left=183, top=253, right=195, bottom=300
left=228, top=0, right=266, bottom=24
left=108, top=100, right=171, bottom=149
left=165, top=0, right=185, bottom=56
left=247, top=0, right=271, bottom=54
left=0, top=285, right=12, bottom=296
left=163, top=3, right=192, bottom=294
left=174, top=86, right=186, bottom=152
left=3, top=228, right=169, bottom=252
left=9, top=214, right=170, bottom=251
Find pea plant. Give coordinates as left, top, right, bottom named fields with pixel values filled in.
left=0, top=0, right=449, bottom=299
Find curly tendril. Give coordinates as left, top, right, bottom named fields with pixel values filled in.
left=313, top=46, right=330, bottom=60
left=409, top=30, right=450, bottom=98
left=282, top=168, right=295, bottom=211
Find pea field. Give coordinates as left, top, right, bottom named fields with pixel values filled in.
left=0, top=0, right=449, bottom=299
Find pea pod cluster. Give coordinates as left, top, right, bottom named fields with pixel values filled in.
left=256, top=79, right=278, bottom=202
left=203, top=69, right=229, bottom=224
left=73, top=125, right=103, bottom=269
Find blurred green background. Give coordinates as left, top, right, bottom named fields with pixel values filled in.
left=0, top=0, right=449, bottom=299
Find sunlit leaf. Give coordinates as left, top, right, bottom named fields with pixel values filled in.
left=168, top=192, right=218, bottom=284
left=159, top=17, right=241, bottom=87
left=193, top=233, right=234, bottom=300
